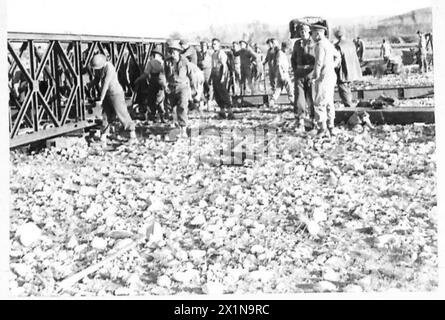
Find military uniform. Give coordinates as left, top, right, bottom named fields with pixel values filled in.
left=142, top=59, right=167, bottom=121
left=164, top=56, right=197, bottom=128
left=271, top=48, right=294, bottom=105
left=264, top=47, right=276, bottom=92
left=417, top=34, right=428, bottom=73
left=291, top=37, right=315, bottom=126
left=211, top=49, right=233, bottom=116
left=335, top=37, right=362, bottom=108
left=182, top=46, right=198, bottom=65
left=97, top=62, right=135, bottom=133
left=312, top=37, right=340, bottom=131
left=234, top=47, right=257, bottom=95
left=197, top=48, right=213, bottom=102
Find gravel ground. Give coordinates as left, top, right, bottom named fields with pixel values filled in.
left=9, top=110, right=438, bottom=296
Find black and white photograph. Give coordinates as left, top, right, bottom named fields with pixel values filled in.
left=1, top=0, right=444, bottom=299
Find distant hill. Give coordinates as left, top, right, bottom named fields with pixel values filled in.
left=379, top=7, right=432, bottom=28
left=354, top=7, right=432, bottom=41
left=181, top=7, right=432, bottom=45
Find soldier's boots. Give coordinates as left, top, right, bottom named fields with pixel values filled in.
left=227, top=109, right=235, bottom=120
left=218, top=109, right=227, bottom=119
left=328, top=127, right=338, bottom=137
left=295, top=119, right=306, bottom=133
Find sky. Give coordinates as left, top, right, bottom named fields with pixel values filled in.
left=6, top=0, right=432, bottom=38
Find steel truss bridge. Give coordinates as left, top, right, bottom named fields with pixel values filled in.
left=8, top=32, right=167, bottom=148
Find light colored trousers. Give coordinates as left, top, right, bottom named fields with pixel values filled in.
left=313, top=76, right=336, bottom=129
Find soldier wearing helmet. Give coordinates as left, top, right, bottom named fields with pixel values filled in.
left=134, top=45, right=167, bottom=123
left=90, top=53, right=136, bottom=142
left=164, top=40, right=198, bottom=136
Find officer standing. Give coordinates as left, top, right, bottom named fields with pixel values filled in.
left=164, top=40, right=198, bottom=136
left=291, top=23, right=316, bottom=132
left=90, top=53, right=136, bottom=142
left=310, top=23, right=341, bottom=137
left=334, top=28, right=362, bottom=108
left=211, top=38, right=234, bottom=119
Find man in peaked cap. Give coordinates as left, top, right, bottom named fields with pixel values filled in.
left=90, top=53, right=137, bottom=143
left=164, top=40, right=198, bottom=136
left=291, top=22, right=316, bottom=132
left=134, top=44, right=167, bottom=123
left=310, top=23, right=341, bottom=137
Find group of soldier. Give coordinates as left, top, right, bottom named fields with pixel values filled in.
left=88, top=21, right=366, bottom=142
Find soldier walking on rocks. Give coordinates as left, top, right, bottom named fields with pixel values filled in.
left=90, top=53, right=136, bottom=142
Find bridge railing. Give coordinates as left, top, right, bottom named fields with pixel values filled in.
left=7, top=32, right=167, bottom=148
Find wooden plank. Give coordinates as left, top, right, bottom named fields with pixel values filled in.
left=10, top=120, right=97, bottom=148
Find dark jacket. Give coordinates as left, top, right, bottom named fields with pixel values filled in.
left=291, top=38, right=315, bottom=79
left=335, top=38, right=362, bottom=82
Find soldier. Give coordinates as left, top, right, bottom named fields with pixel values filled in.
left=334, top=28, right=362, bottom=108
left=211, top=38, right=234, bottom=119
left=188, top=62, right=205, bottom=111
left=180, top=39, right=198, bottom=65
left=355, top=36, right=365, bottom=62
left=235, top=40, right=257, bottom=95
left=164, top=40, right=198, bottom=136
left=134, top=45, right=167, bottom=123
left=230, top=41, right=242, bottom=95
left=270, top=42, right=294, bottom=107
left=252, top=43, right=264, bottom=92
left=90, top=53, right=137, bottom=142
left=310, top=23, right=341, bottom=137
left=380, top=39, right=392, bottom=63
left=416, top=30, right=428, bottom=73
left=291, top=23, right=315, bottom=132
left=197, top=40, right=213, bottom=105
left=263, top=38, right=278, bottom=92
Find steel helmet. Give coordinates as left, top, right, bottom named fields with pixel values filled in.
left=90, top=54, right=107, bottom=69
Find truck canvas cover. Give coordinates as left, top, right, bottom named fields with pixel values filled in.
left=289, top=17, right=329, bottom=39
